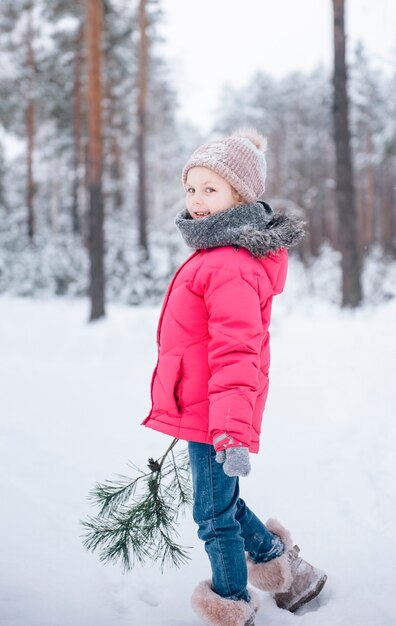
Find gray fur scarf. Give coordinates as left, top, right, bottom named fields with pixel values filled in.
left=175, top=201, right=305, bottom=258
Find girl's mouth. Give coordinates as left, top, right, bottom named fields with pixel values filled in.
left=194, top=211, right=210, bottom=218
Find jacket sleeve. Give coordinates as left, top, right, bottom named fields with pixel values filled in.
left=201, top=265, right=269, bottom=449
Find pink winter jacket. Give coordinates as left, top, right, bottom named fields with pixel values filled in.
left=142, top=245, right=288, bottom=453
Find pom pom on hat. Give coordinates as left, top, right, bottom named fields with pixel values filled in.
left=232, top=127, right=267, bottom=152
left=182, top=128, right=267, bottom=203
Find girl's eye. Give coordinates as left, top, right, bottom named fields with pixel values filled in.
left=206, top=187, right=216, bottom=193
left=186, top=187, right=194, bottom=193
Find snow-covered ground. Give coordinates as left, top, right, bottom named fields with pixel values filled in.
left=1, top=278, right=396, bottom=626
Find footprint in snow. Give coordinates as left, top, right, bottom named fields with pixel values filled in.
left=138, top=589, right=160, bottom=607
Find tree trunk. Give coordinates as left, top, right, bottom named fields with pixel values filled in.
left=364, top=130, right=375, bottom=248
left=380, top=156, right=396, bottom=256
left=86, top=0, right=105, bottom=320
left=72, top=23, right=84, bottom=235
left=356, top=127, right=376, bottom=253
left=332, top=0, right=362, bottom=306
left=107, top=76, right=123, bottom=211
left=26, top=1, right=35, bottom=241
left=137, top=0, right=149, bottom=254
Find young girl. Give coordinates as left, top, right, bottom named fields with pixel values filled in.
left=142, top=129, right=327, bottom=626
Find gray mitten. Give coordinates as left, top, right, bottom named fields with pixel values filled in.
left=215, top=447, right=251, bottom=477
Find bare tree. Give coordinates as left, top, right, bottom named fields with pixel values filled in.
left=332, top=0, right=362, bottom=306
left=137, top=0, right=149, bottom=254
left=26, top=0, right=35, bottom=240
left=380, top=153, right=396, bottom=255
left=72, top=22, right=85, bottom=235
left=106, top=76, right=124, bottom=212
left=86, top=0, right=105, bottom=320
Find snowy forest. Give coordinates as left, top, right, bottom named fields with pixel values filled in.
left=0, top=0, right=395, bottom=315
left=1, top=2, right=396, bottom=626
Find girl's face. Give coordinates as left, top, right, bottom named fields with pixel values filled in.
left=185, top=167, right=242, bottom=219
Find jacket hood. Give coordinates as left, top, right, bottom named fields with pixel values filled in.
left=175, top=201, right=305, bottom=257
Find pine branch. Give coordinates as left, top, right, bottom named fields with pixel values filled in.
left=87, top=438, right=180, bottom=517
left=81, top=438, right=193, bottom=572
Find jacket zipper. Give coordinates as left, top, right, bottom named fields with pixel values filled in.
left=147, top=250, right=200, bottom=418
left=156, top=250, right=200, bottom=346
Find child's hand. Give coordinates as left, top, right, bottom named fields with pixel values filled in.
left=215, top=447, right=251, bottom=477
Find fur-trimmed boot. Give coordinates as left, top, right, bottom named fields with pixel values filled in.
left=247, top=518, right=327, bottom=613
left=191, top=580, right=260, bottom=626
left=273, top=545, right=327, bottom=612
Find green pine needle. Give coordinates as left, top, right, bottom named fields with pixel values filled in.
left=81, top=438, right=193, bottom=572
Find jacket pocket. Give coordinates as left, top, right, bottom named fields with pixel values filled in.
left=151, top=353, right=182, bottom=417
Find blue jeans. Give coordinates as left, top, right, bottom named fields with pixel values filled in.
left=188, top=441, right=282, bottom=602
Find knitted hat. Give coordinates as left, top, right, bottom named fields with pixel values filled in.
left=182, top=128, right=267, bottom=203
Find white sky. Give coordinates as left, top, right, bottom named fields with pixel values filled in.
left=159, top=0, right=396, bottom=133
